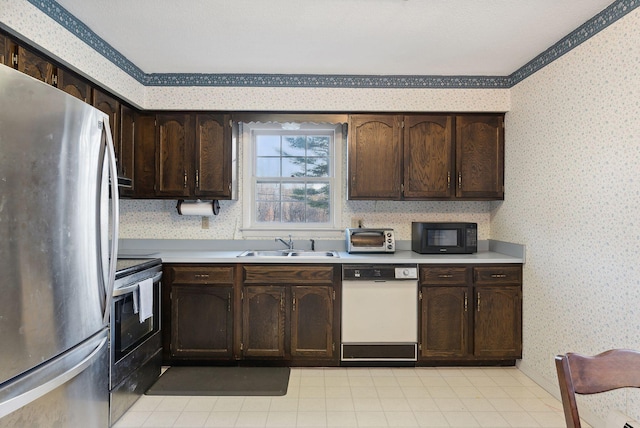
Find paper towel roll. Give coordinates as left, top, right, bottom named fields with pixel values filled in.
left=176, top=200, right=220, bottom=216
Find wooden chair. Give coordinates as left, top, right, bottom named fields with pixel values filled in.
left=555, top=349, right=640, bottom=427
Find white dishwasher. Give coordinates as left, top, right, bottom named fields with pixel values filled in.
left=341, top=264, right=418, bottom=363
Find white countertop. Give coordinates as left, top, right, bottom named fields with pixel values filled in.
left=117, top=249, right=523, bottom=264
left=117, top=239, right=525, bottom=264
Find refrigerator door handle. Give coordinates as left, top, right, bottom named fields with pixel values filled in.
left=101, top=120, right=119, bottom=325
left=0, top=336, right=108, bottom=419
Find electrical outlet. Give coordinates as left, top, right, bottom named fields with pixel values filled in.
left=351, top=218, right=363, bottom=228
left=201, top=216, right=210, bottom=229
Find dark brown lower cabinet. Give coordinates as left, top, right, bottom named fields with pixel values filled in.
left=291, top=286, right=334, bottom=359
left=241, top=265, right=339, bottom=365
left=241, top=286, right=286, bottom=358
left=420, top=286, right=468, bottom=358
left=419, top=264, right=522, bottom=364
left=171, top=284, right=233, bottom=359
left=163, top=263, right=338, bottom=365
left=474, top=286, right=522, bottom=358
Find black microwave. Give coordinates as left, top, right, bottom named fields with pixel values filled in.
left=411, top=222, right=477, bottom=254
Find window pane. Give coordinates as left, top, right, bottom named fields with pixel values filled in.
left=282, top=136, right=306, bottom=156
left=282, top=202, right=306, bottom=222
left=305, top=156, right=329, bottom=177
left=255, top=182, right=280, bottom=201
left=281, top=182, right=305, bottom=201
left=282, top=157, right=306, bottom=177
left=256, top=201, right=281, bottom=222
left=256, top=135, right=281, bottom=156
left=256, top=157, right=280, bottom=177
left=308, top=136, right=330, bottom=156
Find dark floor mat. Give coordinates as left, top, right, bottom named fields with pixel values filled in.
left=145, top=366, right=290, bottom=396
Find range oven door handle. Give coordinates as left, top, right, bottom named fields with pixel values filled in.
left=112, top=272, right=162, bottom=297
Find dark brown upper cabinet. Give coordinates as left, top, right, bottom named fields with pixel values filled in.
left=403, top=115, right=454, bottom=199
left=118, top=104, right=136, bottom=196
left=0, top=33, right=7, bottom=66
left=156, top=113, right=192, bottom=197
left=57, top=68, right=91, bottom=103
left=348, top=115, right=402, bottom=199
left=455, top=115, right=505, bottom=199
left=348, top=113, right=504, bottom=201
left=92, top=88, right=120, bottom=161
left=156, top=113, right=232, bottom=199
left=133, top=112, right=157, bottom=198
left=194, top=114, right=232, bottom=198
left=8, top=41, right=56, bottom=85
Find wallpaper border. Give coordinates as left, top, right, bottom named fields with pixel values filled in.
left=24, top=0, right=640, bottom=88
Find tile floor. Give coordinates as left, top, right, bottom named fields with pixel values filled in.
left=113, top=366, right=588, bottom=428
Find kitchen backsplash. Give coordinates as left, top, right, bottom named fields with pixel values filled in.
left=118, top=199, right=491, bottom=241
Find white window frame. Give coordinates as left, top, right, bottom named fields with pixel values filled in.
left=241, top=121, right=343, bottom=237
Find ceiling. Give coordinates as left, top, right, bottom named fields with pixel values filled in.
left=54, top=0, right=615, bottom=77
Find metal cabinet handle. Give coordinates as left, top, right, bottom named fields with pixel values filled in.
left=183, top=170, right=188, bottom=188
left=458, top=172, right=462, bottom=189
left=491, top=274, right=507, bottom=278
left=477, top=292, right=481, bottom=312
left=464, top=292, right=468, bottom=311
left=195, top=169, right=199, bottom=189
left=292, top=297, right=297, bottom=312
left=227, top=292, right=231, bottom=312
left=447, top=172, right=451, bottom=189
left=194, top=274, right=210, bottom=279
left=438, top=274, right=453, bottom=278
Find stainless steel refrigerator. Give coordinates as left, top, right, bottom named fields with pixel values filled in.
left=0, top=64, right=118, bottom=427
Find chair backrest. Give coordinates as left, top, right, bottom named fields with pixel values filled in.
left=555, top=349, right=640, bottom=428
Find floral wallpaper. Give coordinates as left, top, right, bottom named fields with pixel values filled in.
left=492, top=6, right=640, bottom=423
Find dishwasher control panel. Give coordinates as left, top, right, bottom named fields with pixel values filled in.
left=342, top=264, right=418, bottom=280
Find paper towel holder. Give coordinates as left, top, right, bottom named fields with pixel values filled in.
left=176, top=199, right=220, bottom=216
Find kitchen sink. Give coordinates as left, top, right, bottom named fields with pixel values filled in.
left=290, top=251, right=339, bottom=257
left=237, top=250, right=339, bottom=258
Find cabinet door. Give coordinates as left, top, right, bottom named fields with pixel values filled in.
left=420, top=286, right=469, bottom=358
left=474, top=286, right=522, bottom=358
left=242, top=286, right=286, bottom=358
left=194, top=114, right=231, bottom=198
left=157, top=114, right=192, bottom=197
left=455, top=115, right=504, bottom=199
left=57, top=68, right=91, bottom=103
left=119, top=105, right=135, bottom=194
left=404, top=115, right=454, bottom=199
left=9, top=43, right=56, bottom=85
left=133, top=112, right=157, bottom=197
left=291, top=286, right=334, bottom=358
left=171, top=284, right=233, bottom=359
left=0, top=34, right=6, bottom=65
left=348, top=115, right=402, bottom=199
left=92, top=88, right=120, bottom=161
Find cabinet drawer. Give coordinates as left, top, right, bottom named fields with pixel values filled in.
left=473, top=266, right=522, bottom=285
left=169, top=266, right=235, bottom=284
left=243, top=265, right=334, bottom=284
left=420, top=267, right=469, bottom=285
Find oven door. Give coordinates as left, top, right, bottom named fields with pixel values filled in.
left=112, top=284, right=159, bottom=362
left=110, top=270, right=161, bottom=388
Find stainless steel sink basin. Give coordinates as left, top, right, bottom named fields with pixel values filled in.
left=290, top=251, right=339, bottom=257
left=237, top=250, right=339, bottom=258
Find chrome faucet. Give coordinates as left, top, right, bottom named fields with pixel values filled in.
left=275, top=235, right=293, bottom=250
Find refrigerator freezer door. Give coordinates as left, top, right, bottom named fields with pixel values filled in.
left=0, top=65, right=110, bottom=385
left=0, top=329, right=108, bottom=427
